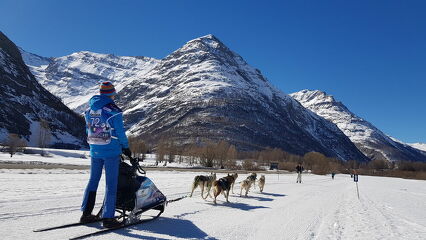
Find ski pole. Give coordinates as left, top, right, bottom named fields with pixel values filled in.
left=356, top=182, right=360, bottom=199
left=354, top=174, right=359, bottom=199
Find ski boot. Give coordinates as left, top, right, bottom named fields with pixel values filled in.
left=103, top=218, right=122, bottom=228
left=80, top=213, right=98, bottom=223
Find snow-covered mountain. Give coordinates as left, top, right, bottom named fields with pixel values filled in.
left=115, top=35, right=368, bottom=161
left=19, top=34, right=369, bottom=161
left=20, top=49, right=159, bottom=113
left=290, top=90, right=426, bottom=162
left=410, top=143, right=426, bottom=153
left=0, top=32, right=85, bottom=148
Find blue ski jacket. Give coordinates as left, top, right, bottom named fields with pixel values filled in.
left=85, top=95, right=129, bottom=158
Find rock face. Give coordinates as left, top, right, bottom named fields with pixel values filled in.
left=291, top=90, right=426, bottom=162
left=20, top=48, right=158, bottom=113
left=0, top=32, right=85, bottom=148
left=116, top=35, right=368, bottom=161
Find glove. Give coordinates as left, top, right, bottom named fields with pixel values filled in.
left=122, top=148, right=132, bottom=158
left=130, top=157, right=138, bottom=167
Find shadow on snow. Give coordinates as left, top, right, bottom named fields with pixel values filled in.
left=259, top=192, right=287, bottom=197
left=206, top=201, right=270, bottom=211
left=111, top=216, right=218, bottom=240
left=236, top=195, right=274, bottom=201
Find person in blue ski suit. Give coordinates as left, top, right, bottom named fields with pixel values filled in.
left=80, top=81, right=132, bottom=228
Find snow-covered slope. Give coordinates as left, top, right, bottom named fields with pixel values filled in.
left=117, top=35, right=368, bottom=161
left=410, top=143, right=426, bottom=152
left=20, top=49, right=159, bottom=113
left=0, top=31, right=85, bottom=148
left=290, top=90, right=426, bottom=162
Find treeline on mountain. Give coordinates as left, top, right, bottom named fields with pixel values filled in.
left=128, top=138, right=426, bottom=180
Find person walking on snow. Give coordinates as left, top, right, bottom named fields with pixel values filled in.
left=80, top=81, right=132, bottom=228
left=296, top=163, right=304, bottom=183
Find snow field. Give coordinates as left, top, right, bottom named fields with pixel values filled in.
left=0, top=168, right=425, bottom=240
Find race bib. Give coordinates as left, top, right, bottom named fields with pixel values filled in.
left=86, top=109, right=112, bottom=145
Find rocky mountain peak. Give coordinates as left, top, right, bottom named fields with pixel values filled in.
left=294, top=89, right=337, bottom=104
left=141, top=34, right=272, bottom=104
left=181, top=34, right=224, bottom=51
left=291, top=89, right=426, bottom=162
left=166, top=34, right=252, bottom=74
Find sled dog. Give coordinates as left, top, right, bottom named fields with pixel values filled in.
left=247, top=173, right=257, bottom=189
left=258, top=175, right=265, bottom=192
left=190, top=173, right=216, bottom=198
left=212, top=174, right=236, bottom=204
left=229, top=172, right=238, bottom=193
left=240, top=179, right=253, bottom=197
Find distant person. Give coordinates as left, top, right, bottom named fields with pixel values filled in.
left=296, top=164, right=304, bottom=183
left=351, top=169, right=357, bottom=178
left=80, top=81, right=132, bottom=228
left=331, top=172, right=335, bottom=180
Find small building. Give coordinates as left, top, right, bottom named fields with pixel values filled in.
left=270, top=162, right=279, bottom=170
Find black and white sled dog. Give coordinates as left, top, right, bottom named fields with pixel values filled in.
left=189, top=172, right=216, bottom=199
left=247, top=173, right=257, bottom=189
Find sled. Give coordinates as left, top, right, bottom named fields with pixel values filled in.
left=113, top=156, right=167, bottom=224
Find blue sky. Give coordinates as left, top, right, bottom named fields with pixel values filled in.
left=1, top=0, right=425, bottom=143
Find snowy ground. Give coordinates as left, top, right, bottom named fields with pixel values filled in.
left=0, top=166, right=425, bottom=240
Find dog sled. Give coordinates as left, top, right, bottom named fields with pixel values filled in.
left=114, top=155, right=167, bottom=223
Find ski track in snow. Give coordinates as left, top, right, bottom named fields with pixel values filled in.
left=0, top=169, right=425, bottom=240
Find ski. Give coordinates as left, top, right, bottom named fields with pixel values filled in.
left=33, top=218, right=103, bottom=232
left=69, top=211, right=163, bottom=240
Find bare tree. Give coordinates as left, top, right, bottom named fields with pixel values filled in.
left=368, top=159, right=389, bottom=171
left=129, top=137, right=148, bottom=159
left=38, top=119, right=51, bottom=155
left=185, top=143, right=200, bottom=166
left=303, top=152, right=336, bottom=174
left=215, top=140, right=229, bottom=168
left=200, top=141, right=216, bottom=167
left=166, top=139, right=176, bottom=163
left=242, top=159, right=259, bottom=171
left=5, top=133, right=27, bottom=157
left=156, top=138, right=167, bottom=165
left=224, top=145, right=238, bottom=169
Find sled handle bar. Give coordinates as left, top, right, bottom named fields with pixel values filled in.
left=120, top=155, right=146, bottom=175
left=135, top=161, right=146, bottom=175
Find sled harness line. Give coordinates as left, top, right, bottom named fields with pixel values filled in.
left=166, top=194, right=189, bottom=204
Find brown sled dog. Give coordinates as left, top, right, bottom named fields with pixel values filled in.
left=190, top=173, right=216, bottom=198
left=240, top=179, right=253, bottom=197
left=212, top=174, right=236, bottom=204
left=258, top=175, right=265, bottom=192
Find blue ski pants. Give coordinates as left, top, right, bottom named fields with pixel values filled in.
left=81, top=155, right=120, bottom=218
